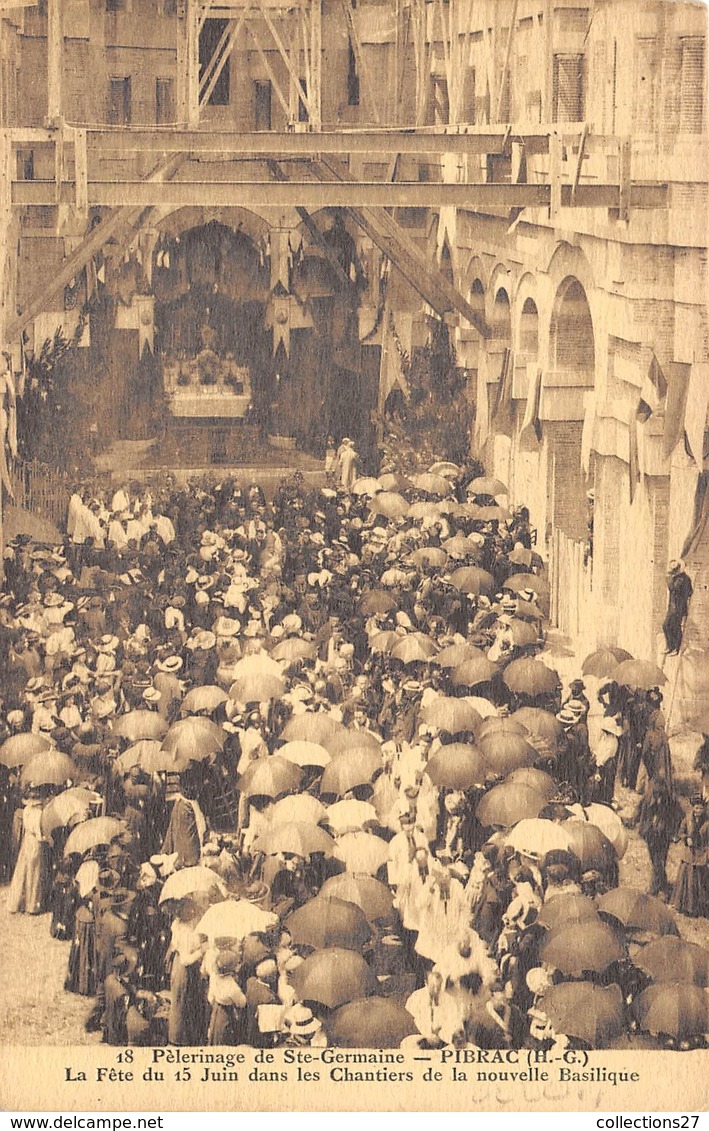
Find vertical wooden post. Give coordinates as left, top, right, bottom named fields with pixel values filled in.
left=549, top=130, right=562, bottom=221
left=618, top=136, right=631, bottom=222
left=47, top=0, right=63, bottom=123
left=186, top=0, right=201, bottom=127
left=309, top=0, right=322, bottom=130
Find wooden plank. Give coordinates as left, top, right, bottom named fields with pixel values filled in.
left=570, top=121, right=589, bottom=203
left=340, top=0, right=380, bottom=125
left=11, top=179, right=669, bottom=210
left=618, top=136, right=632, bottom=222
left=85, top=126, right=554, bottom=156
left=47, top=0, right=63, bottom=123
left=495, top=0, right=519, bottom=122
left=74, top=128, right=88, bottom=215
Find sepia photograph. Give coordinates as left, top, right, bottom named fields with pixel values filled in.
left=0, top=0, right=707, bottom=1114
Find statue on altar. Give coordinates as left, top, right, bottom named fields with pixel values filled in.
left=195, top=316, right=220, bottom=385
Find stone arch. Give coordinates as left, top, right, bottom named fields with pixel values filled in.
left=155, top=205, right=271, bottom=245
left=550, top=275, right=595, bottom=375
left=489, top=284, right=512, bottom=342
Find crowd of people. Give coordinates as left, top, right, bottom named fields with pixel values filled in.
left=1, top=451, right=708, bottom=1052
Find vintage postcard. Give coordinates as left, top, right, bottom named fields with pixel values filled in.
left=0, top=0, right=707, bottom=1115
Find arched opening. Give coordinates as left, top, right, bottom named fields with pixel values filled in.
left=469, top=277, right=485, bottom=317
left=440, top=240, right=454, bottom=286
left=519, top=297, right=539, bottom=358
left=545, top=276, right=595, bottom=545
left=551, top=277, right=595, bottom=374
left=491, top=286, right=512, bottom=341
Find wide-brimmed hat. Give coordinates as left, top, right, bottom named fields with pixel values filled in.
left=156, top=656, right=183, bottom=673
left=143, top=687, right=162, bottom=704
left=196, top=575, right=216, bottom=591
left=284, top=1004, right=321, bottom=1035
left=98, top=634, right=119, bottom=652
left=556, top=707, right=577, bottom=726
left=186, top=630, right=216, bottom=651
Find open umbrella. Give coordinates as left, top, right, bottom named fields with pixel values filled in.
left=324, top=800, right=379, bottom=835
left=41, top=787, right=102, bottom=837
left=333, top=831, right=389, bottom=875
left=378, top=472, right=413, bottom=493
left=369, top=492, right=409, bottom=519
left=504, top=572, right=550, bottom=598
left=449, top=566, right=495, bottom=596
left=21, top=749, right=78, bottom=788
left=477, top=730, right=539, bottom=775
left=358, top=590, right=398, bottom=616
left=0, top=732, right=52, bottom=768
left=391, top=634, right=438, bottom=665
left=320, top=750, right=382, bottom=798
left=230, top=653, right=283, bottom=681
left=408, top=501, right=448, bottom=521
left=429, top=461, right=460, bottom=477
left=476, top=716, right=527, bottom=740
left=285, top=896, right=372, bottom=951
left=508, top=619, right=540, bottom=647
left=256, top=820, right=335, bottom=858
left=270, top=639, right=317, bottom=664
left=162, top=717, right=224, bottom=761
left=138, top=744, right=197, bottom=775
left=268, top=795, right=328, bottom=827
left=476, top=781, right=546, bottom=828
left=327, top=730, right=382, bottom=756
left=326, top=996, right=418, bottom=1047
left=633, top=937, right=709, bottom=986
left=598, top=888, right=679, bottom=937
left=425, top=743, right=488, bottom=790
left=159, top=865, right=228, bottom=905
left=238, top=756, right=302, bottom=799
left=506, top=818, right=571, bottom=859
left=230, top=672, right=286, bottom=704
left=510, top=708, right=565, bottom=757
left=577, top=804, right=629, bottom=859
left=468, top=476, right=508, bottom=496
left=281, top=713, right=344, bottom=745
left=563, top=820, right=618, bottom=871
left=614, top=659, right=667, bottom=690
left=63, top=816, right=127, bottom=857
left=369, top=630, right=401, bottom=654
left=442, top=534, right=484, bottom=560
left=408, top=547, right=448, bottom=569
left=536, top=892, right=600, bottom=931
left=581, top=646, right=633, bottom=678
left=505, top=767, right=558, bottom=798
left=291, top=948, right=378, bottom=1009
left=540, top=921, right=625, bottom=976
left=540, top=982, right=624, bottom=1047
left=420, top=697, right=482, bottom=734
left=451, top=657, right=498, bottom=688
left=503, top=657, right=560, bottom=697
left=434, top=643, right=487, bottom=669
left=319, top=874, right=394, bottom=921
left=351, top=477, right=381, bottom=496
left=196, top=899, right=279, bottom=940
left=277, top=741, right=331, bottom=769
left=469, top=504, right=511, bottom=522
left=181, top=686, right=229, bottom=715
left=112, top=711, right=168, bottom=742
left=411, top=472, right=452, bottom=496
left=633, top=984, right=709, bottom=1040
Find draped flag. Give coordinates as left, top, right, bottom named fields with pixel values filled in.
left=492, top=348, right=514, bottom=438
left=663, top=362, right=691, bottom=458
left=520, top=366, right=543, bottom=447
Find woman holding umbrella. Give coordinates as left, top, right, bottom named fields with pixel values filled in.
left=671, top=796, right=709, bottom=917
left=7, top=784, right=51, bottom=915
left=166, top=894, right=209, bottom=1045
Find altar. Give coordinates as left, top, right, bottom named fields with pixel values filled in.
left=163, top=350, right=252, bottom=419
